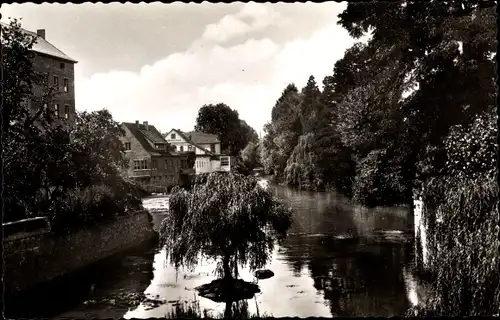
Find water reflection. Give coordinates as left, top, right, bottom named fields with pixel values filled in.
left=6, top=240, right=157, bottom=319
left=42, top=179, right=414, bottom=318
left=125, top=180, right=413, bottom=318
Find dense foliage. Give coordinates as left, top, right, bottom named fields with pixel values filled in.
left=259, top=2, right=497, bottom=314
left=160, top=172, right=293, bottom=280
left=2, top=19, right=144, bottom=232
left=414, top=109, right=498, bottom=316
left=195, top=103, right=258, bottom=156
left=260, top=0, right=496, bottom=208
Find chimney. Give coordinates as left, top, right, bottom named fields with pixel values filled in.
left=143, top=121, right=149, bottom=131
left=135, top=120, right=139, bottom=126
left=37, top=29, right=46, bottom=39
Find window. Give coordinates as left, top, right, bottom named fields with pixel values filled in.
left=124, top=142, right=131, bottom=150
left=60, top=62, right=65, bottom=69
left=171, top=133, right=176, bottom=139
left=172, top=145, right=177, bottom=151
left=155, top=143, right=164, bottom=150
left=210, top=144, right=216, bottom=153
left=63, top=78, right=69, bottom=92
left=54, top=104, right=59, bottom=117
left=221, top=156, right=229, bottom=166
left=180, top=146, right=184, bottom=152
left=53, top=76, right=59, bottom=90
left=64, top=105, right=70, bottom=119
left=152, top=159, right=158, bottom=169
left=188, top=145, right=193, bottom=151
left=133, top=160, right=149, bottom=170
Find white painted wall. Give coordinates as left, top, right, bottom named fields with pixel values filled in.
left=414, top=195, right=429, bottom=268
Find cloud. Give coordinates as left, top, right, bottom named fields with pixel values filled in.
left=76, top=4, right=356, bottom=135
left=201, top=15, right=252, bottom=43
left=199, top=2, right=292, bottom=44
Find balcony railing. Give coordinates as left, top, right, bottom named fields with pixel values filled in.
left=180, top=168, right=195, bottom=175
left=131, top=169, right=152, bottom=177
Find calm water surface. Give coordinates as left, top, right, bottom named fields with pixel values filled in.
left=58, top=178, right=415, bottom=318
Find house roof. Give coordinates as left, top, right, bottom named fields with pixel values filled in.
left=1, top=22, right=77, bottom=63
left=123, top=122, right=179, bottom=157
left=185, top=131, right=220, bottom=144
left=167, top=128, right=215, bottom=156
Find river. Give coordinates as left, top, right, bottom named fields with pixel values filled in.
left=52, top=177, right=414, bottom=318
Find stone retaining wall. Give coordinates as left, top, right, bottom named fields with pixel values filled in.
left=3, top=211, right=157, bottom=296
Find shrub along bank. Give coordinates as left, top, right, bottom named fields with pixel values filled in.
left=411, top=111, right=499, bottom=316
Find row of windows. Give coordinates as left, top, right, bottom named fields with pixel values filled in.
left=124, top=143, right=166, bottom=152
left=174, top=145, right=193, bottom=152
left=221, top=157, right=230, bottom=166
left=53, top=76, right=70, bottom=93
left=132, top=158, right=185, bottom=170
left=172, top=144, right=216, bottom=153
left=133, top=160, right=149, bottom=170
left=196, top=160, right=208, bottom=168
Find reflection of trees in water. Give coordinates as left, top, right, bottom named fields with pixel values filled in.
left=279, top=234, right=309, bottom=276
left=168, top=299, right=263, bottom=319
left=7, top=241, right=157, bottom=318
left=272, top=183, right=411, bottom=316
left=307, top=236, right=410, bottom=316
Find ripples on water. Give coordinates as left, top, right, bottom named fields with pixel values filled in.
left=60, top=178, right=416, bottom=318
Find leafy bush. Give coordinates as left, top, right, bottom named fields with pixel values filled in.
left=48, top=184, right=139, bottom=232
left=444, top=111, right=497, bottom=179
left=416, top=111, right=499, bottom=316
left=418, top=175, right=499, bottom=316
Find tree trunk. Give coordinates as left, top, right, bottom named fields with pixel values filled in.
left=224, top=301, right=233, bottom=319
left=234, top=252, right=239, bottom=279
left=223, top=254, right=232, bottom=281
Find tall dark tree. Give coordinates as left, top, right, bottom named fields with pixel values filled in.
left=299, top=75, right=323, bottom=134
left=195, top=103, right=240, bottom=154
left=263, top=83, right=303, bottom=179
left=195, top=103, right=258, bottom=156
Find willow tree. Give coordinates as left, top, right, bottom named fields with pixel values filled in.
left=160, top=172, right=292, bottom=281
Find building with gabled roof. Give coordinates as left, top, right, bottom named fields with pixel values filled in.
left=1, top=21, right=78, bottom=122
left=121, top=121, right=195, bottom=192
left=164, top=128, right=231, bottom=174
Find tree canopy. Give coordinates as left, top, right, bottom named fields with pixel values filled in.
left=260, top=0, right=496, bottom=207
left=194, top=103, right=258, bottom=156
left=160, top=172, right=293, bottom=281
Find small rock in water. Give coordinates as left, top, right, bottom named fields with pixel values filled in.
left=195, top=279, right=260, bottom=303
left=255, top=269, right=274, bottom=280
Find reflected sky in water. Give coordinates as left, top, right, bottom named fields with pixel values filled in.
left=125, top=179, right=414, bottom=318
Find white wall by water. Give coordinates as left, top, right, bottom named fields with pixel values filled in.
left=413, top=196, right=429, bottom=268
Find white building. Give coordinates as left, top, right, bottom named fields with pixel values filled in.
left=164, top=129, right=231, bottom=175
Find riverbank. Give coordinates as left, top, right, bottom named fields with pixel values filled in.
left=7, top=238, right=159, bottom=319
left=4, top=210, right=157, bottom=318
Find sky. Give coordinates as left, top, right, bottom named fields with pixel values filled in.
left=1, top=2, right=358, bottom=135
